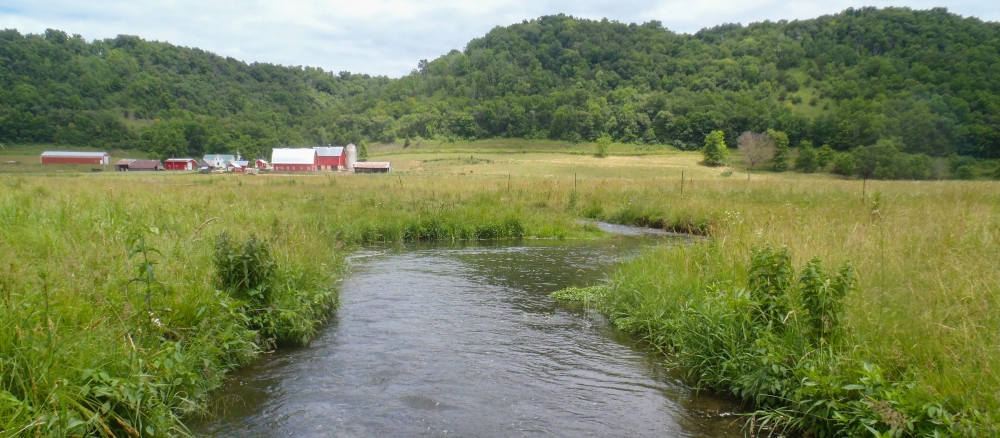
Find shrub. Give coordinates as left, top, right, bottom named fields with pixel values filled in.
left=702, top=130, right=728, bottom=166
left=768, top=129, right=790, bottom=172
left=832, top=152, right=856, bottom=176
left=955, top=165, right=976, bottom=180
left=214, top=232, right=276, bottom=306
left=748, top=246, right=794, bottom=326
left=816, top=144, right=835, bottom=169
left=795, top=140, right=818, bottom=173
left=595, top=134, right=611, bottom=157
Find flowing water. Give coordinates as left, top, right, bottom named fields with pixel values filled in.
left=193, top=234, right=742, bottom=437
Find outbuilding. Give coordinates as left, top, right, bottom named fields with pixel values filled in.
left=255, top=159, right=270, bottom=169
left=165, top=158, right=197, bottom=171
left=314, top=146, right=345, bottom=171
left=114, top=159, right=164, bottom=171
left=271, top=148, right=318, bottom=171
left=353, top=162, right=392, bottom=174
left=41, top=151, right=110, bottom=165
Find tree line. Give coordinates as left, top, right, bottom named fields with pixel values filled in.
left=0, top=7, right=998, bottom=173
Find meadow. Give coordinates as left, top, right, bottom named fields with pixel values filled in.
left=0, top=148, right=997, bottom=436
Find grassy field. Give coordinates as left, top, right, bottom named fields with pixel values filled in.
left=0, top=147, right=998, bottom=436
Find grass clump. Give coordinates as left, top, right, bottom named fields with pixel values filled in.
left=555, top=243, right=986, bottom=436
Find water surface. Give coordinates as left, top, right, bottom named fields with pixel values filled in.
left=194, top=238, right=741, bottom=437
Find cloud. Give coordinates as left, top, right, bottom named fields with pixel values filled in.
left=1, top=0, right=998, bottom=77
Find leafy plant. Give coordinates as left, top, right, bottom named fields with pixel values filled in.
left=747, top=246, right=794, bottom=327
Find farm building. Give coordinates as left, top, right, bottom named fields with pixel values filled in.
left=353, top=162, right=391, bottom=174
left=271, top=148, right=317, bottom=171
left=165, top=158, right=197, bottom=171
left=114, top=159, right=164, bottom=171
left=255, top=159, right=270, bottom=169
left=197, top=159, right=214, bottom=172
left=203, top=154, right=237, bottom=168
left=314, top=146, right=345, bottom=170
left=41, top=151, right=110, bottom=165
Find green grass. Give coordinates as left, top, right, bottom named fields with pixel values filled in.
left=0, top=153, right=998, bottom=436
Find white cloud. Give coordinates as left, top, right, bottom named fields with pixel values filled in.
left=0, top=0, right=997, bottom=77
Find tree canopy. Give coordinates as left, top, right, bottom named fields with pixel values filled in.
left=1, top=7, right=998, bottom=160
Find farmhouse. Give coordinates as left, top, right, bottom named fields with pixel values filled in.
left=41, top=151, right=110, bottom=165
left=271, top=148, right=317, bottom=171
left=203, top=154, right=236, bottom=168
left=165, top=158, right=197, bottom=171
left=353, top=162, right=392, bottom=174
left=314, top=146, right=345, bottom=171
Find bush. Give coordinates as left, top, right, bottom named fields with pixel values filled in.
left=702, top=130, right=728, bottom=166
left=768, top=129, right=790, bottom=172
left=214, top=232, right=276, bottom=306
left=832, top=152, right=856, bottom=176
left=795, top=140, right=818, bottom=172
left=955, top=165, right=976, bottom=180
left=595, top=134, right=611, bottom=157
left=817, top=144, right=835, bottom=169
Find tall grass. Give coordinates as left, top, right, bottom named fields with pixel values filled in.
left=0, top=171, right=997, bottom=435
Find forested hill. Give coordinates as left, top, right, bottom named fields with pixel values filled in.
left=1, top=6, right=998, bottom=160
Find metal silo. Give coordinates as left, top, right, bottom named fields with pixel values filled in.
left=345, top=143, right=357, bottom=171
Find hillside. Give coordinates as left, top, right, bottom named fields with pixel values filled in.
left=1, top=7, right=998, bottom=161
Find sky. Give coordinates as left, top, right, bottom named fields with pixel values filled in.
left=0, top=1, right=997, bottom=78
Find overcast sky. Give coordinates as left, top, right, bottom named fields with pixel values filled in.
left=1, top=1, right=997, bottom=77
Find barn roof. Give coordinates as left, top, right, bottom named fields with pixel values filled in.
left=115, top=159, right=136, bottom=166
left=42, top=151, right=109, bottom=158
left=129, top=160, right=163, bottom=170
left=271, top=148, right=316, bottom=165
left=353, top=161, right=391, bottom=169
left=314, top=146, right=344, bottom=157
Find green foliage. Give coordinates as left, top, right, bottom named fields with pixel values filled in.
left=701, top=130, right=728, bottom=166
left=832, top=152, right=857, bottom=176
left=853, top=138, right=933, bottom=180
left=768, top=129, right=790, bottom=172
left=795, top=140, right=818, bottom=172
left=214, top=233, right=276, bottom=306
left=748, top=246, right=794, bottom=327
left=955, top=165, right=976, bottom=180
left=798, top=259, right=854, bottom=344
left=4, top=7, right=999, bottom=163
left=559, top=244, right=985, bottom=437
left=817, top=144, right=836, bottom=169
left=595, top=134, right=611, bottom=157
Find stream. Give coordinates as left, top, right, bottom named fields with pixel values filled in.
left=192, top=233, right=741, bottom=437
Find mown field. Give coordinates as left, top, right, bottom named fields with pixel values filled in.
left=1, top=149, right=998, bottom=436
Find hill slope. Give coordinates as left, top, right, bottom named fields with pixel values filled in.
left=1, top=7, right=998, bottom=160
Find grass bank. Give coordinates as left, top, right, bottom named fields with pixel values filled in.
left=0, top=172, right=600, bottom=436
left=1, top=166, right=998, bottom=436
left=554, top=177, right=1000, bottom=436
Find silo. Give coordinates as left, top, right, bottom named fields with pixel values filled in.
left=345, top=143, right=357, bottom=171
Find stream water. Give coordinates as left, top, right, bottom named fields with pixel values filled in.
left=192, top=234, right=742, bottom=437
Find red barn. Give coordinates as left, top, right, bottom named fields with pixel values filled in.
left=313, top=146, right=345, bottom=171
left=165, top=158, right=197, bottom=170
left=41, top=151, right=110, bottom=165
left=271, top=148, right=317, bottom=171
